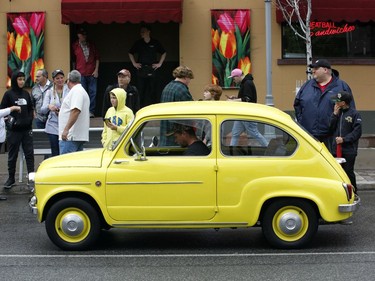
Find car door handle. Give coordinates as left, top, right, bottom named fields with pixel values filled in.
left=113, top=160, right=129, bottom=164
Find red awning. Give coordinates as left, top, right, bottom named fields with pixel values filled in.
left=61, top=0, right=183, bottom=24
left=276, top=0, right=375, bottom=23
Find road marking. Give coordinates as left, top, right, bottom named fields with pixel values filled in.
left=1, top=252, right=375, bottom=258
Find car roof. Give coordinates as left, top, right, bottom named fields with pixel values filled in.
left=136, top=101, right=292, bottom=122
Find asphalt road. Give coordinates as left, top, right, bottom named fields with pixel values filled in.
left=0, top=191, right=374, bottom=281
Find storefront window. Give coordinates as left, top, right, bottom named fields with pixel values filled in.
left=282, top=22, right=375, bottom=59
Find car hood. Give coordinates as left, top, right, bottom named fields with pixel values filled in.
left=38, top=149, right=104, bottom=170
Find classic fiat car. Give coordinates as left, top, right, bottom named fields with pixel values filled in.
left=29, top=101, right=360, bottom=250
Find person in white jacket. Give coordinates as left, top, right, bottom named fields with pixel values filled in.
left=0, top=105, right=21, bottom=200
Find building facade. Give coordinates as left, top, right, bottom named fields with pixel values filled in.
left=1, top=0, right=374, bottom=133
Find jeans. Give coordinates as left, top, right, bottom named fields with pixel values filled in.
left=59, top=140, right=85, bottom=155
left=34, top=118, right=46, bottom=129
left=81, top=75, right=97, bottom=113
left=47, top=133, right=59, bottom=156
left=230, top=121, right=268, bottom=146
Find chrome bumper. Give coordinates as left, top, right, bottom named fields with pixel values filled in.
left=29, top=195, right=38, bottom=215
left=338, top=195, right=361, bottom=213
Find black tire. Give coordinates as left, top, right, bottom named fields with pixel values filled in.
left=262, top=199, right=318, bottom=249
left=45, top=198, right=101, bottom=251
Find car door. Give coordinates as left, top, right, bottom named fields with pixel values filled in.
left=105, top=117, right=218, bottom=222
left=216, top=118, right=298, bottom=218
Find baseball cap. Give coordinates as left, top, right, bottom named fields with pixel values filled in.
left=166, top=122, right=195, bottom=136
left=52, top=69, right=64, bottom=78
left=117, top=69, right=131, bottom=78
left=309, top=59, right=331, bottom=69
left=331, top=91, right=352, bottom=103
left=228, top=68, right=243, bottom=78
left=77, top=28, right=87, bottom=35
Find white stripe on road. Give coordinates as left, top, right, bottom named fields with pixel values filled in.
left=1, top=252, right=375, bottom=258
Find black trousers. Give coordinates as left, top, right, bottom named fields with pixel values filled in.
left=342, top=153, right=357, bottom=192
left=7, top=130, right=34, bottom=179
left=137, top=67, right=161, bottom=108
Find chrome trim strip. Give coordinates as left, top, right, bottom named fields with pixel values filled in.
left=107, top=181, right=203, bottom=185
left=36, top=182, right=91, bottom=185
left=112, top=222, right=248, bottom=227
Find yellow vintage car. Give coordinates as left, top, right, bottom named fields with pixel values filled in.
left=29, top=101, right=360, bottom=250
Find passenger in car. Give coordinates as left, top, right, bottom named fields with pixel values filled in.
left=166, top=123, right=210, bottom=156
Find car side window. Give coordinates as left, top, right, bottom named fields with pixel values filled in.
left=129, top=118, right=212, bottom=156
left=221, top=120, right=297, bottom=157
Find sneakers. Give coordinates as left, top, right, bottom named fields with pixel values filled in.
left=4, top=178, right=15, bottom=189
left=89, top=112, right=95, bottom=118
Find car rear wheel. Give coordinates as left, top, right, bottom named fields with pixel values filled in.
left=262, top=199, right=318, bottom=249
left=45, top=198, right=100, bottom=251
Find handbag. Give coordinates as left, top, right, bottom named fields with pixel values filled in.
left=5, top=115, right=16, bottom=130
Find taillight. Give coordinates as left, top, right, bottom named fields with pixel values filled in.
left=342, top=183, right=353, bottom=200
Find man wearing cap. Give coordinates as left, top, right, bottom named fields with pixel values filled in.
left=167, top=123, right=210, bottom=156
left=227, top=68, right=268, bottom=147
left=31, top=69, right=52, bottom=129
left=101, top=69, right=139, bottom=117
left=329, top=91, right=362, bottom=192
left=294, top=59, right=355, bottom=152
left=72, top=27, right=100, bottom=118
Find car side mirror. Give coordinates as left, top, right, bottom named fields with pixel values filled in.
left=130, top=137, right=147, bottom=161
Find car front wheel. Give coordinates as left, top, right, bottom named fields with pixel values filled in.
left=45, top=198, right=101, bottom=251
left=262, top=199, right=318, bottom=249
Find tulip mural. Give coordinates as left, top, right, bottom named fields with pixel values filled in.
left=7, top=12, right=45, bottom=88
left=211, top=9, right=251, bottom=88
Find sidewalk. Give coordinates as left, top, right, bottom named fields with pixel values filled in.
left=0, top=147, right=374, bottom=195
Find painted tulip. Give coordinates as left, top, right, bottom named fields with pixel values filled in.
left=212, top=29, right=220, bottom=52
left=7, top=32, right=15, bottom=55
left=12, top=16, right=29, bottom=36
left=14, top=34, right=31, bottom=61
left=217, top=13, right=235, bottom=33
left=212, top=74, right=219, bottom=85
left=30, top=12, right=45, bottom=37
left=219, top=31, right=237, bottom=59
left=6, top=76, right=11, bottom=89
left=234, top=10, right=250, bottom=35
left=31, top=58, right=45, bottom=82
left=238, top=57, right=251, bottom=75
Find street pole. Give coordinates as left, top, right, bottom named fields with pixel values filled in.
left=265, top=0, right=274, bottom=106
left=264, top=0, right=275, bottom=141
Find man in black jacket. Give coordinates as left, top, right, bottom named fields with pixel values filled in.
left=1, top=71, right=34, bottom=188
left=102, top=69, right=139, bottom=117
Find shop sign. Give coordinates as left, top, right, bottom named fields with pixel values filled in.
left=310, top=21, right=355, bottom=37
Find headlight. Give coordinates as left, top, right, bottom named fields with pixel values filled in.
left=27, top=172, right=36, bottom=192
left=28, top=172, right=36, bottom=182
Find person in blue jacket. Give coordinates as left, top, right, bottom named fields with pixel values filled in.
left=294, top=59, right=355, bottom=152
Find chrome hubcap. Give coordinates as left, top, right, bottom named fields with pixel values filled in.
left=279, top=212, right=302, bottom=235
left=61, top=214, right=84, bottom=236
